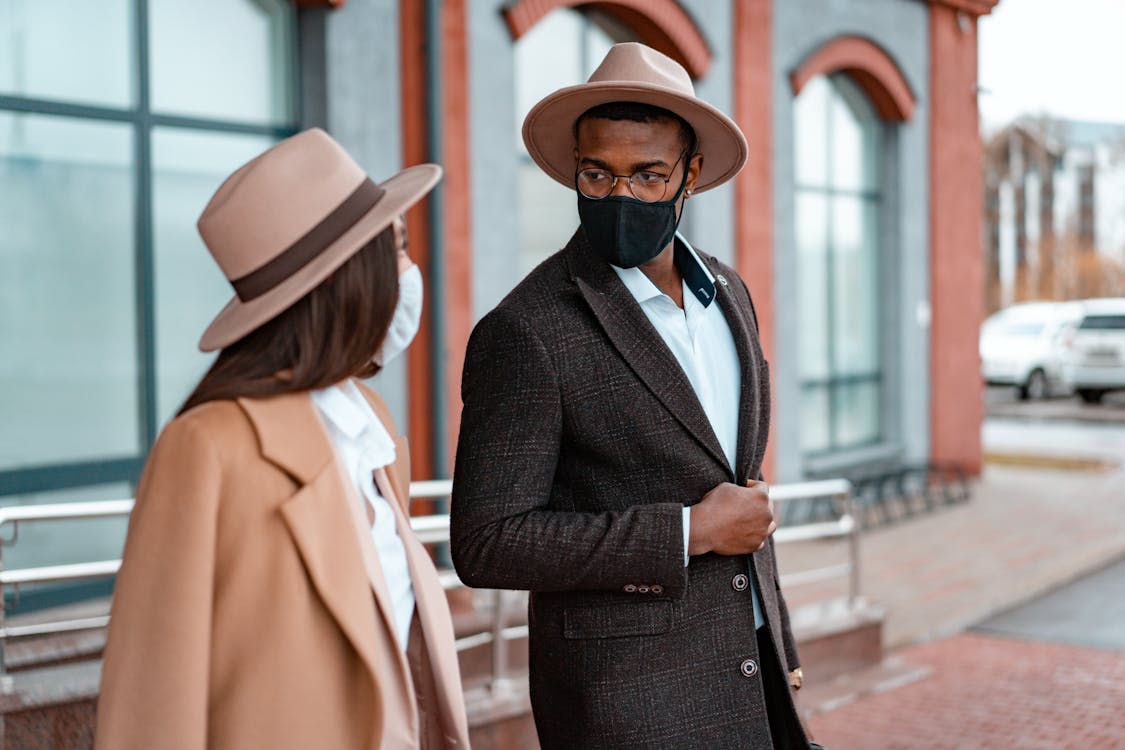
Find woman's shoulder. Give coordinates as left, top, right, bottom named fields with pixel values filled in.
left=154, top=399, right=257, bottom=460
left=172, top=398, right=252, bottom=435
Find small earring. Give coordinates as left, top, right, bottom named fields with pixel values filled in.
left=685, top=189, right=693, bottom=197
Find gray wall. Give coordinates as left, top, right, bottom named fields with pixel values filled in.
left=676, top=0, right=736, bottom=265
left=468, top=1, right=522, bottom=320
left=771, top=0, right=931, bottom=481
left=299, top=0, right=409, bottom=431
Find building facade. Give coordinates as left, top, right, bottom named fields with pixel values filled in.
left=984, top=117, right=1125, bottom=312
left=0, top=0, right=996, bottom=593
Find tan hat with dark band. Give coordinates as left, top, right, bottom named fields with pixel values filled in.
left=522, top=42, right=748, bottom=194
left=196, top=128, right=440, bottom=352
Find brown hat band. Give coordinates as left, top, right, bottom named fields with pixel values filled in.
left=231, top=177, right=386, bottom=302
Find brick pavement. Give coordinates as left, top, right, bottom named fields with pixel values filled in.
left=807, top=632, right=1125, bottom=749
left=776, top=461, right=1125, bottom=648
left=785, top=422, right=1125, bottom=749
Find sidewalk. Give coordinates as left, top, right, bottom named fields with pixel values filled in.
left=778, top=456, right=1125, bottom=649
left=807, top=631, right=1125, bottom=749
left=785, top=420, right=1125, bottom=748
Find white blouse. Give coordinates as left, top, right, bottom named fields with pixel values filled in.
left=311, top=379, right=415, bottom=650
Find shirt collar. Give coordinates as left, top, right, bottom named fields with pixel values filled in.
left=611, top=233, right=716, bottom=308
left=311, top=380, right=397, bottom=469
left=311, top=380, right=370, bottom=439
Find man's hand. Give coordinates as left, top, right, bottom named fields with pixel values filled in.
left=688, top=480, right=775, bottom=556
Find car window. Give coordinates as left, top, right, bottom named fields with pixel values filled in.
left=1078, top=315, right=1125, bottom=331
left=997, top=322, right=1046, bottom=336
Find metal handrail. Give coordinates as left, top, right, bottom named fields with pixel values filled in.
left=0, top=478, right=858, bottom=682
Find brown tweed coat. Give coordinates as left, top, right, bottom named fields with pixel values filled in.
left=451, top=229, right=806, bottom=749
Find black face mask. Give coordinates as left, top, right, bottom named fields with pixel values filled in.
left=576, top=163, right=690, bottom=269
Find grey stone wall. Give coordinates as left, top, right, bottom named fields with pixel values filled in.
left=677, top=0, right=736, bottom=266
left=467, top=2, right=522, bottom=320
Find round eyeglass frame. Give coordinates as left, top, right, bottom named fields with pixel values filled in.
left=575, top=150, right=690, bottom=203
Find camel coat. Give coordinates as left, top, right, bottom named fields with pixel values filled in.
left=95, top=385, right=471, bottom=750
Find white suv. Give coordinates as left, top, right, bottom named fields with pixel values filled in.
left=1061, top=298, right=1125, bottom=403
left=980, top=302, right=1083, bottom=400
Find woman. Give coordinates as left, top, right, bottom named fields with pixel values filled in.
left=95, top=129, right=470, bottom=750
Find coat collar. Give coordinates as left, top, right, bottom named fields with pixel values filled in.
left=566, top=228, right=732, bottom=477
left=237, top=389, right=335, bottom=485
left=237, top=382, right=404, bottom=488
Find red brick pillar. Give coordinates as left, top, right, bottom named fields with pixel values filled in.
left=734, top=0, right=775, bottom=479
left=928, top=3, right=994, bottom=475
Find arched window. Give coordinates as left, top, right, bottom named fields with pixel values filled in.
left=513, top=8, right=637, bottom=275
left=794, top=75, right=883, bottom=454
left=0, top=0, right=296, bottom=602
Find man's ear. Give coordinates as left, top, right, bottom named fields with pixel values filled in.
left=685, top=152, right=704, bottom=194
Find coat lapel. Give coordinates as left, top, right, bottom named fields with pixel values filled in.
left=566, top=230, right=732, bottom=476
left=707, top=263, right=769, bottom=484
left=238, top=392, right=385, bottom=686
left=375, top=470, right=472, bottom=747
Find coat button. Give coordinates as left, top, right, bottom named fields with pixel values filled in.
left=740, top=659, right=758, bottom=677
left=651, top=585, right=664, bottom=594
left=637, top=585, right=650, bottom=594
left=624, top=584, right=637, bottom=593
left=732, top=573, right=749, bottom=592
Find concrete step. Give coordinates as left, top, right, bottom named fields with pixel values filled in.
left=464, top=681, right=539, bottom=750
left=798, top=655, right=933, bottom=718
left=790, top=597, right=886, bottom=683
left=0, top=660, right=100, bottom=749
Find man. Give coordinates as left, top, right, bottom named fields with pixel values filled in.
left=451, top=43, right=815, bottom=749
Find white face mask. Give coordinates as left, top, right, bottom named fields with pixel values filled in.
left=375, top=264, right=423, bottom=366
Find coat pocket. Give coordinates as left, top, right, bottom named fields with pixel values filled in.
left=562, top=600, right=674, bottom=640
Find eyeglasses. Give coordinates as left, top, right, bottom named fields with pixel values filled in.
left=575, top=151, right=689, bottom=203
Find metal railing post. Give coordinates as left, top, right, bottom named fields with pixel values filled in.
left=1, top=531, right=6, bottom=675
left=842, top=487, right=861, bottom=609
left=489, top=588, right=508, bottom=692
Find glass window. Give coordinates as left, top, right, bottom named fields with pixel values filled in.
left=513, top=9, right=637, bottom=276
left=0, top=0, right=133, bottom=107
left=0, top=1, right=296, bottom=610
left=1079, top=315, right=1125, bottom=330
left=0, top=113, right=139, bottom=469
left=152, top=129, right=278, bottom=425
left=796, top=193, right=830, bottom=382
left=795, top=77, right=830, bottom=189
left=794, top=75, right=884, bottom=455
left=831, top=196, right=880, bottom=375
left=149, top=0, right=294, bottom=124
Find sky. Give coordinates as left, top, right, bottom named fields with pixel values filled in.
left=978, top=0, right=1125, bottom=130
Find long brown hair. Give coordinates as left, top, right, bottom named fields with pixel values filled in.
left=179, top=227, right=399, bottom=415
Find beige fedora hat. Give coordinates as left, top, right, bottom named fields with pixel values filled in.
left=522, top=42, right=747, bottom=194
left=196, top=128, right=441, bottom=352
